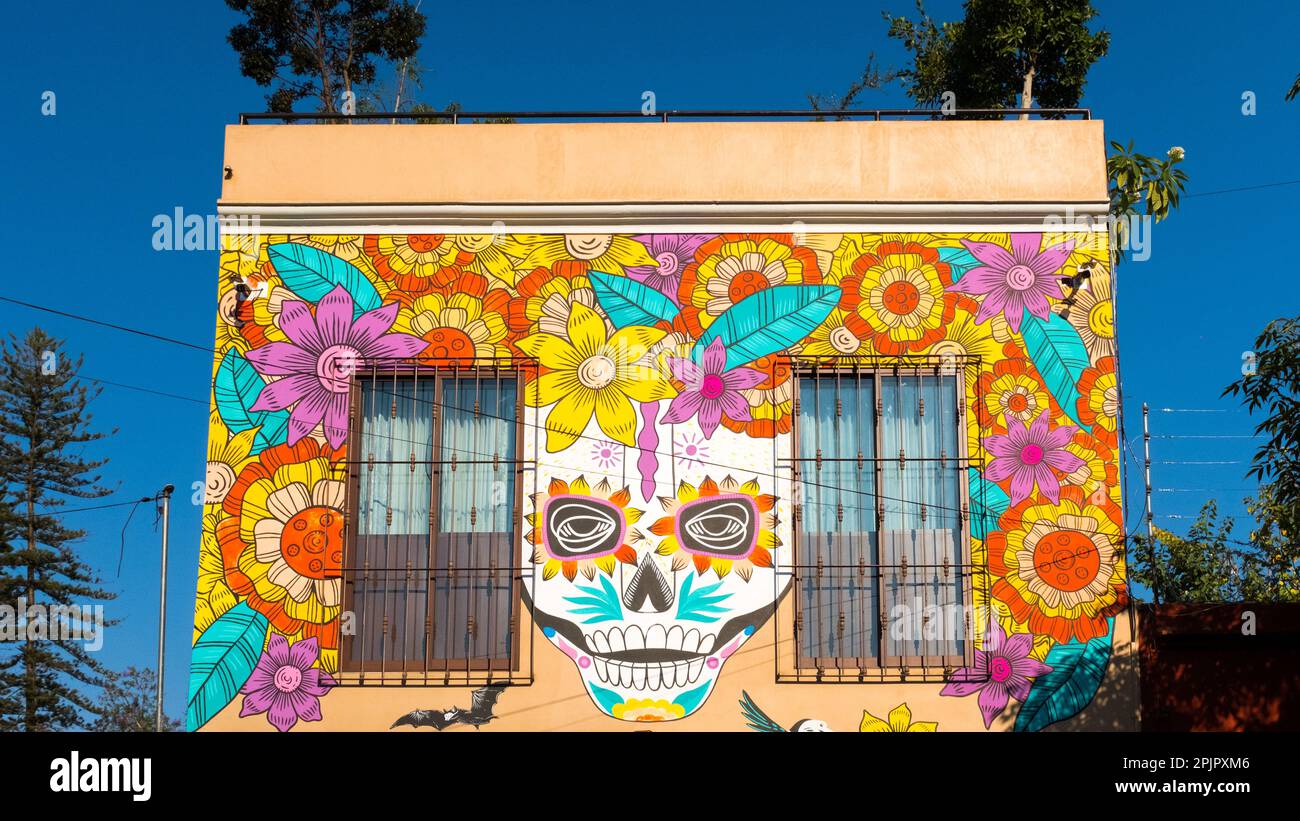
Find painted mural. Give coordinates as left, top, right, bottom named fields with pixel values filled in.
left=193, top=230, right=1127, bottom=731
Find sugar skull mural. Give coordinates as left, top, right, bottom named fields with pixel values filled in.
left=195, top=230, right=1126, bottom=731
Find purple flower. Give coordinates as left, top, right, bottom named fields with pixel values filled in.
left=940, top=619, right=1052, bottom=729
left=984, top=411, right=1084, bottom=504
left=661, top=339, right=766, bottom=438
left=948, top=234, right=1075, bottom=333
left=625, top=234, right=713, bottom=304
left=239, top=634, right=336, bottom=732
left=245, top=285, right=426, bottom=448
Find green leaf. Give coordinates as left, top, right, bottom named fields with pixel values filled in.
left=589, top=270, right=679, bottom=329
left=693, top=285, right=840, bottom=369
left=213, top=349, right=289, bottom=454
left=268, top=242, right=381, bottom=317
left=186, top=602, right=269, bottom=732
left=1014, top=619, right=1113, bottom=732
left=1020, top=312, right=1090, bottom=430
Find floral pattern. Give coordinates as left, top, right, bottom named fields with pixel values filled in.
left=200, top=230, right=1124, bottom=731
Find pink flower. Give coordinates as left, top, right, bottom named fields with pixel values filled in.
left=661, top=339, right=766, bottom=438
left=984, top=411, right=1083, bottom=504
left=940, top=619, right=1052, bottom=729
left=239, top=634, right=336, bottom=732
left=948, top=234, right=1074, bottom=333
left=245, top=285, right=427, bottom=448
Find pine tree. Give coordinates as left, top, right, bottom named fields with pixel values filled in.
left=0, top=329, right=117, bottom=730
left=92, top=667, right=182, bottom=732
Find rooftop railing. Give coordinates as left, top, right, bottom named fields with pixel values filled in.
left=237, top=107, right=1091, bottom=124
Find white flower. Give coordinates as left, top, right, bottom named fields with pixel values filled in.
left=1167, top=146, right=1186, bottom=161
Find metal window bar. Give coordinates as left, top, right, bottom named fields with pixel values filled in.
left=339, top=357, right=535, bottom=687
left=781, top=355, right=980, bottom=684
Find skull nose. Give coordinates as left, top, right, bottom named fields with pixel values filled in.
left=623, top=553, right=674, bottom=613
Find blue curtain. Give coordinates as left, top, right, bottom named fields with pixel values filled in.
left=879, top=374, right=963, bottom=660
left=797, top=375, right=878, bottom=662
left=797, top=373, right=964, bottom=664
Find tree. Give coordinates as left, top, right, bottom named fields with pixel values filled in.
left=1224, top=315, right=1300, bottom=532
left=92, top=667, right=182, bottom=732
left=1287, top=73, right=1299, bottom=102
left=225, top=0, right=427, bottom=113
left=1106, top=141, right=1188, bottom=265
left=807, top=55, right=900, bottom=120
left=0, top=329, right=116, bottom=730
left=1131, top=494, right=1299, bottom=604
left=883, top=0, right=1110, bottom=118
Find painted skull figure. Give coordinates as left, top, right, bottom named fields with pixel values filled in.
left=522, top=426, right=791, bottom=722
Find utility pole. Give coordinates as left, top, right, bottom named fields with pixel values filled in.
left=156, top=484, right=174, bottom=732
left=1141, top=404, right=1157, bottom=603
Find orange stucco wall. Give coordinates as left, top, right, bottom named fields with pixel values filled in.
left=220, top=120, right=1108, bottom=206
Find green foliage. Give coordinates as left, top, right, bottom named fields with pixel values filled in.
left=225, top=0, right=427, bottom=113
left=0, top=329, right=117, bottom=730
left=92, top=667, right=182, bottom=732
left=1225, top=316, right=1300, bottom=515
left=1106, top=140, right=1188, bottom=261
left=883, top=0, right=1110, bottom=116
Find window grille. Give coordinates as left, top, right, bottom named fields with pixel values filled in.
left=776, top=355, right=983, bottom=683
left=340, top=359, right=536, bottom=686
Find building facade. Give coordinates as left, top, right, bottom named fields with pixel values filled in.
left=190, top=118, right=1140, bottom=731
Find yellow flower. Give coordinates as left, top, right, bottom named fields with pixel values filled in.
left=288, top=234, right=365, bottom=263
left=517, top=303, right=675, bottom=451
left=859, top=702, right=938, bottom=732
left=613, top=699, right=686, bottom=721
left=650, top=476, right=779, bottom=581
left=205, top=412, right=259, bottom=507
left=511, top=233, right=656, bottom=276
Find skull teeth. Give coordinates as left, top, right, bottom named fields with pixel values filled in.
left=582, top=626, right=717, bottom=655
left=575, top=625, right=719, bottom=692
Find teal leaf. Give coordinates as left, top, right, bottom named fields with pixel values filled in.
left=187, top=602, right=269, bottom=732
left=969, top=468, right=1011, bottom=539
left=674, top=682, right=711, bottom=715
left=1020, top=312, right=1091, bottom=431
left=1013, top=618, right=1113, bottom=732
left=938, top=246, right=981, bottom=284
left=589, top=270, right=679, bottom=329
left=268, top=242, right=381, bottom=318
left=213, top=349, right=289, bottom=454
left=693, top=285, right=840, bottom=369
left=675, top=573, right=733, bottom=623
left=562, top=574, right=623, bottom=624
left=588, top=682, right=624, bottom=715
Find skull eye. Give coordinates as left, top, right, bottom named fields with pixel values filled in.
left=677, top=497, right=757, bottom=558
left=545, top=498, right=623, bottom=558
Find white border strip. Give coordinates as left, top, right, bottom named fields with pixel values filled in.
left=216, top=202, right=1112, bottom=234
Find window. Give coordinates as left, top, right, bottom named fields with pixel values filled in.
left=341, top=367, right=529, bottom=683
left=785, top=360, right=975, bottom=681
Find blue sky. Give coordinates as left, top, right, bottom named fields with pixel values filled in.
left=3, top=0, right=1297, bottom=722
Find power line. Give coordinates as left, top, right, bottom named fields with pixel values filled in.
left=1184, top=178, right=1300, bottom=199
left=0, top=295, right=210, bottom=352
left=35, top=497, right=155, bottom=515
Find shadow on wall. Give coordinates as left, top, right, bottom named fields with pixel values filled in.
left=1028, top=611, right=1143, bottom=732
left=1138, top=603, right=1300, bottom=732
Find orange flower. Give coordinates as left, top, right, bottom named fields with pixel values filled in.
left=527, top=475, right=643, bottom=582
left=975, top=358, right=1058, bottom=432
left=364, top=234, right=470, bottom=297
left=838, top=240, right=956, bottom=355
left=718, top=354, right=794, bottom=438
left=988, top=486, right=1127, bottom=644
left=650, top=476, right=779, bottom=580
left=677, top=234, right=823, bottom=339
left=1076, top=356, right=1119, bottom=447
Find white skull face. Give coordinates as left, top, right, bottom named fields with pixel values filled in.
left=522, top=423, right=791, bottom=722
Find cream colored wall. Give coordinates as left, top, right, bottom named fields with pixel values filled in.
left=220, top=120, right=1107, bottom=206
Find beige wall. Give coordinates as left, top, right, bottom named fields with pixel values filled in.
left=220, top=120, right=1107, bottom=206
left=203, top=598, right=1140, bottom=732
